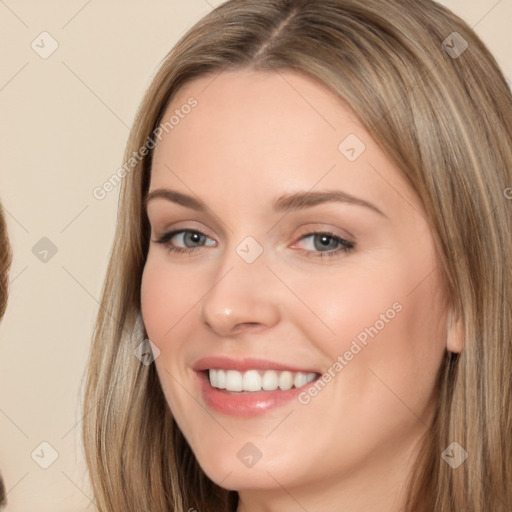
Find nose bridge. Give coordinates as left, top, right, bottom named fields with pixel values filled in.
left=199, top=233, right=280, bottom=335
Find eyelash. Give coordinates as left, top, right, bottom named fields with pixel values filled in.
left=154, top=229, right=355, bottom=258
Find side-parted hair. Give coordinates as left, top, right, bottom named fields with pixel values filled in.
left=83, top=1, right=512, bottom=510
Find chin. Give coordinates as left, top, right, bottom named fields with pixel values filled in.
left=189, top=435, right=313, bottom=492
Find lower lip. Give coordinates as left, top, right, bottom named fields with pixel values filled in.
left=196, top=371, right=317, bottom=417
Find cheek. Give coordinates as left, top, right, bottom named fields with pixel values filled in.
left=140, top=256, right=195, bottom=344
left=285, top=258, right=406, bottom=356
left=302, top=249, right=447, bottom=408
left=140, top=258, right=197, bottom=418
left=140, top=261, right=167, bottom=342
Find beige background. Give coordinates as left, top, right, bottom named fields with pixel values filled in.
left=0, top=1, right=510, bottom=510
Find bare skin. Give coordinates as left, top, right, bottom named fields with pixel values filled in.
left=141, top=69, right=462, bottom=511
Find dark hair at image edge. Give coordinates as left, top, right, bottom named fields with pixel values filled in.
left=83, top=1, right=512, bottom=510
left=0, top=201, right=12, bottom=507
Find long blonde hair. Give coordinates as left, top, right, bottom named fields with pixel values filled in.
left=83, top=1, right=512, bottom=510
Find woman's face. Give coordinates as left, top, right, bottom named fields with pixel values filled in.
left=142, top=70, right=452, bottom=504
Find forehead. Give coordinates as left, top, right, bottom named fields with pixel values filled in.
left=153, top=69, right=359, bottom=165
left=174, top=69, right=352, bottom=120
left=149, top=69, right=420, bottom=218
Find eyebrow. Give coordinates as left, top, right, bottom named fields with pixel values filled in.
left=144, top=188, right=386, bottom=217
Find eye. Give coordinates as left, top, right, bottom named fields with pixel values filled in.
left=153, top=228, right=355, bottom=259
left=293, top=231, right=355, bottom=258
left=154, top=229, right=216, bottom=254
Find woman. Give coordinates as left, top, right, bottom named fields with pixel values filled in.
left=83, top=0, right=512, bottom=510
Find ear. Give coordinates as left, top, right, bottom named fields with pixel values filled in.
left=446, top=308, right=464, bottom=353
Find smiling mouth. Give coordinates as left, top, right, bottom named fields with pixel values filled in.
left=206, top=368, right=320, bottom=392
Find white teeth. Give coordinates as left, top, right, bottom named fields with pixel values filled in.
left=217, top=369, right=226, bottom=389
left=261, top=370, right=279, bottom=390
left=225, top=369, right=243, bottom=391
left=242, top=370, right=262, bottom=392
left=294, top=372, right=309, bottom=388
left=279, top=371, right=293, bottom=390
left=208, top=369, right=318, bottom=392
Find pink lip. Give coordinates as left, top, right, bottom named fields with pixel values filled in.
left=193, top=356, right=321, bottom=417
left=192, top=356, right=319, bottom=373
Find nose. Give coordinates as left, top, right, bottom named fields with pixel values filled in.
left=199, top=246, right=281, bottom=337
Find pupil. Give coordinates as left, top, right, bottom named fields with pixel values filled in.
left=188, top=232, right=202, bottom=245
left=315, top=234, right=335, bottom=251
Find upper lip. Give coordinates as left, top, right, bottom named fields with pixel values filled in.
left=193, top=356, right=320, bottom=374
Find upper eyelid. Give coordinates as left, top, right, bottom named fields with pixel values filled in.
left=153, top=226, right=214, bottom=242
left=149, top=218, right=354, bottom=237
left=146, top=203, right=229, bottom=236
left=154, top=227, right=354, bottom=247
left=146, top=198, right=365, bottom=239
